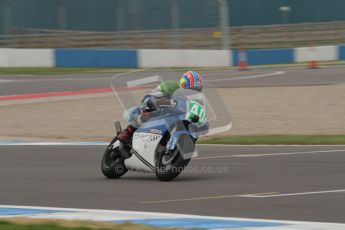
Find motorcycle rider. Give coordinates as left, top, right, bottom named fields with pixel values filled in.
left=117, top=70, right=203, bottom=145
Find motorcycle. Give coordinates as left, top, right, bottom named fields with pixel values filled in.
left=101, top=69, right=231, bottom=181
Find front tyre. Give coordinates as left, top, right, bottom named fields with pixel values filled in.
left=155, top=146, right=190, bottom=181
left=101, top=137, right=127, bottom=179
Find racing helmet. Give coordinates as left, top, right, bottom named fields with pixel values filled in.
left=179, top=71, right=203, bottom=92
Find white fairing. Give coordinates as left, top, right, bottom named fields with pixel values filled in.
left=112, top=140, right=120, bottom=148
left=124, top=132, right=163, bottom=172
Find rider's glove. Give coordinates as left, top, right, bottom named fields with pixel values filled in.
left=140, top=111, right=151, bottom=122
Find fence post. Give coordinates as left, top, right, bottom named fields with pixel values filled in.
left=116, top=0, right=125, bottom=31
left=129, top=0, right=140, bottom=30
left=3, top=0, right=11, bottom=35
left=58, top=0, right=67, bottom=47
left=218, top=0, right=230, bottom=50
left=171, top=0, right=180, bottom=49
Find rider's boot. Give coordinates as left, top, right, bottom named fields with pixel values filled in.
left=118, top=125, right=136, bottom=144
left=117, top=125, right=136, bottom=159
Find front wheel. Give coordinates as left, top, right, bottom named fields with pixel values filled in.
left=101, top=137, right=127, bottom=179
left=155, top=135, right=194, bottom=181
left=155, top=149, right=190, bottom=181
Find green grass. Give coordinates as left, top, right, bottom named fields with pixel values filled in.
left=0, top=220, right=167, bottom=230
left=0, top=67, right=136, bottom=75
left=0, top=221, right=98, bottom=230
left=1, top=60, right=345, bottom=75
left=199, top=135, right=345, bottom=145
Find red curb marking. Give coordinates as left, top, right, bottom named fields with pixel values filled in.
left=0, top=88, right=113, bottom=101
left=0, top=86, right=145, bottom=101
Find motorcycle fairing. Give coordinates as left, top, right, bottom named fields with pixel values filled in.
left=166, top=129, right=197, bottom=160
left=124, top=131, right=162, bottom=172
left=124, top=111, right=195, bottom=172
left=124, top=117, right=170, bottom=172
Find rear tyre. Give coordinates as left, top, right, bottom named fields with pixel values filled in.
left=101, top=137, right=127, bottom=179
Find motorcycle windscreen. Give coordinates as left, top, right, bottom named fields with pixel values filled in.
left=111, top=68, right=232, bottom=136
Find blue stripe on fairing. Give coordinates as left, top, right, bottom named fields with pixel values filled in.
left=115, top=218, right=287, bottom=229
left=0, top=208, right=66, bottom=216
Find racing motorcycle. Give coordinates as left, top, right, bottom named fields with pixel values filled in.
left=101, top=68, right=231, bottom=181
left=101, top=89, right=208, bottom=181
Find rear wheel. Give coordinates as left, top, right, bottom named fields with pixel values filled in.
left=101, top=137, right=127, bottom=179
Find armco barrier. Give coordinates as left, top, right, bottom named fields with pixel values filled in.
left=338, top=45, right=345, bottom=60
left=294, top=46, right=337, bottom=62
left=138, top=49, right=231, bottom=67
left=0, top=48, right=54, bottom=67
left=0, top=46, right=344, bottom=68
left=55, top=49, right=138, bottom=67
left=232, top=48, right=294, bottom=66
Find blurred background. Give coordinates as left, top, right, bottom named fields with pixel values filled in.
left=1, top=0, right=345, bottom=50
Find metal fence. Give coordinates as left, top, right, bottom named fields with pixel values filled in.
left=1, top=0, right=345, bottom=50
left=1, top=21, right=345, bottom=50
left=0, top=0, right=231, bottom=49
left=0, top=0, right=224, bottom=34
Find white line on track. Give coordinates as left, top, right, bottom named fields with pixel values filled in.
left=194, top=149, right=345, bottom=160
left=140, top=189, right=345, bottom=204
left=139, top=192, right=278, bottom=204
left=205, top=71, right=285, bottom=82
left=240, top=189, right=345, bottom=198
left=0, top=79, right=13, bottom=83
left=199, top=144, right=345, bottom=147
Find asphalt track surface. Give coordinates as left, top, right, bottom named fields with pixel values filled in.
left=1, top=66, right=345, bottom=96
left=0, top=145, right=344, bottom=223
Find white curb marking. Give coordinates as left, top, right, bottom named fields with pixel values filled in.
left=127, top=75, right=161, bottom=87
left=0, top=79, right=13, bottom=83
left=0, top=205, right=345, bottom=230
left=241, top=189, right=345, bottom=198
left=195, top=149, right=345, bottom=160
left=205, top=71, right=285, bottom=83
left=139, top=189, right=345, bottom=204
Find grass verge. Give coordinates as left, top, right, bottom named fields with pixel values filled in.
left=198, top=135, right=345, bottom=145
left=1, top=60, right=345, bottom=75
left=0, top=218, right=174, bottom=230
left=0, top=67, right=227, bottom=75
